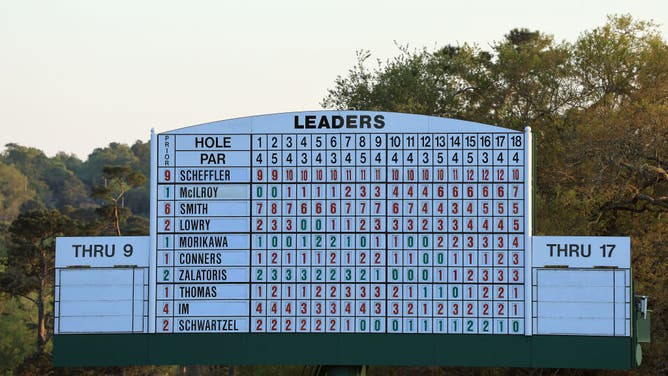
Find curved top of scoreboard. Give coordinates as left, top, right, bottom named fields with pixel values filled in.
left=160, top=111, right=521, bottom=134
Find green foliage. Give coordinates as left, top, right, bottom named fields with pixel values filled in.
left=0, top=162, right=35, bottom=223
left=322, top=30, right=576, bottom=130
left=0, top=144, right=92, bottom=210
left=0, top=140, right=150, bottom=373
left=1, top=210, right=75, bottom=296
left=489, top=29, right=575, bottom=127
left=322, top=45, right=493, bottom=119
left=92, top=166, right=146, bottom=235
left=123, top=214, right=150, bottom=235
left=0, top=223, right=8, bottom=265
left=53, top=152, right=83, bottom=175
left=76, top=142, right=140, bottom=187
left=0, top=296, right=34, bottom=374
left=573, top=14, right=665, bottom=108
left=75, top=141, right=152, bottom=216
left=0, top=210, right=78, bottom=358
left=131, top=140, right=151, bottom=177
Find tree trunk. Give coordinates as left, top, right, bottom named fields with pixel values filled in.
left=37, top=261, right=47, bottom=355
left=114, top=201, right=122, bottom=236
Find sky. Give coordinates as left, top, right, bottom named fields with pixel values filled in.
left=1, top=0, right=667, bottom=159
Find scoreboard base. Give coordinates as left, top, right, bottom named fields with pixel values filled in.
left=53, top=333, right=634, bottom=369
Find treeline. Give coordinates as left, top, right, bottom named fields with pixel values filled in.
left=0, top=13, right=665, bottom=376
left=0, top=141, right=150, bottom=224
left=0, top=141, right=155, bottom=375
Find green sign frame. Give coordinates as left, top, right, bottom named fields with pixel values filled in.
left=53, top=333, right=635, bottom=369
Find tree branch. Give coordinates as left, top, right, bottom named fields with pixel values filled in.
left=601, top=193, right=668, bottom=213
left=18, top=293, right=37, bottom=305
left=641, top=164, right=668, bottom=181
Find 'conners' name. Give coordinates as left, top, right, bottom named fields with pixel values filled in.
left=294, top=114, right=385, bottom=129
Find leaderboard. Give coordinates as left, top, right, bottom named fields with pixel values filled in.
left=152, top=112, right=529, bottom=334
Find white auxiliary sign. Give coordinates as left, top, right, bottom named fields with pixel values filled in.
left=531, top=236, right=631, bottom=337
left=55, top=236, right=150, bottom=334
left=56, top=236, right=150, bottom=268
left=532, top=236, right=630, bottom=268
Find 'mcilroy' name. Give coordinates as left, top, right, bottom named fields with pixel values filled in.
left=294, top=114, right=385, bottom=129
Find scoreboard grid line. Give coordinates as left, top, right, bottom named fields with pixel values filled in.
left=249, top=135, right=253, bottom=331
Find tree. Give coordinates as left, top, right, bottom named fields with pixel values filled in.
left=92, top=166, right=146, bottom=236
left=322, top=30, right=577, bottom=132
left=76, top=142, right=140, bottom=187
left=130, top=140, right=151, bottom=177
left=0, top=210, right=76, bottom=356
left=322, top=15, right=668, bottom=373
left=562, top=18, right=668, bottom=372
left=487, top=28, right=576, bottom=128
left=0, top=295, right=34, bottom=373
left=53, top=151, right=83, bottom=174
left=123, top=214, right=150, bottom=236
left=321, top=45, right=492, bottom=119
left=573, top=14, right=664, bottom=109
left=1, top=143, right=92, bottom=210
left=0, top=162, right=36, bottom=223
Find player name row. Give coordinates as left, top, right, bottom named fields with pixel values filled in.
left=157, top=283, right=525, bottom=300
left=157, top=167, right=524, bottom=183
left=160, top=189, right=524, bottom=207
left=157, top=250, right=526, bottom=267
left=155, top=300, right=524, bottom=318
left=158, top=217, right=525, bottom=233
left=167, top=184, right=524, bottom=200
left=157, top=267, right=525, bottom=283
left=157, top=200, right=524, bottom=217
left=157, top=317, right=526, bottom=334
left=157, top=233, right=524, bottom=250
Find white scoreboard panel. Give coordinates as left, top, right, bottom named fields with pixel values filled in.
left=55, top=236, right=149, bottom=334
left=150, top=112, right=532, bottom=334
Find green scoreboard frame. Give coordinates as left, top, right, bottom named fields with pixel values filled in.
left=53, top=112, right=641, bottom=369
left=54, top=333, right=636, bottom=369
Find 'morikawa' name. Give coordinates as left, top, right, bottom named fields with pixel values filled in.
left=294, top=114, right=385, bottom=129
